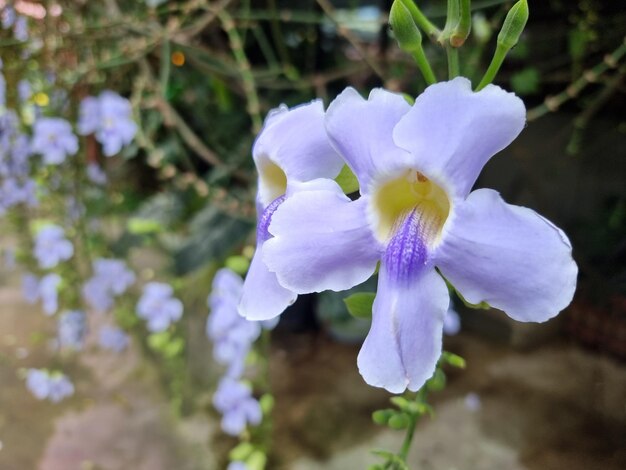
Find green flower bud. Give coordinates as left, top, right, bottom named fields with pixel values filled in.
left=390, top=0, right=423, bottom=53
left=497, top=0, right=529, bottom=51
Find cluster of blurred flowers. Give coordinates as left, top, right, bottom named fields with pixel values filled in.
left=25, top=368, right=74, bottom=403
left=206, top=268, right=276, bottom=436
left=1, top=5, right=28, bottom=42
left=33, top=224, right=73, bottom=268
left=22, top=272, right=60, bottom=315
left=83, top=258, right=135, bottom=313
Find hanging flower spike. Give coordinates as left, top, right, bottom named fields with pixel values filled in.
left=33, top=225, right=74, bottom=269
left=136, top=282, right=183, bottom=332
left=263, top=78, right=577, bottom=393
left=213, top=377, right=262, bottom=436
left=238, top=101, right=344, bottom=321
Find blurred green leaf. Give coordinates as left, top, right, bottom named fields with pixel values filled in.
left=343, top=292, right=375, bottom=319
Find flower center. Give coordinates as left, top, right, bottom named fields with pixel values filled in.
left=371, top=169, right=450, bottom=245
left=258, top=159, right=287, bottom=205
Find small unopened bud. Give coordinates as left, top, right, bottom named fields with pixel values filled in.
left=497, top=0, right=529, bottom=51
left=390, top=0, right=423, bottom=53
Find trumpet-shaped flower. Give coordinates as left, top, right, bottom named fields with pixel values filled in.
left=238, top=101, right=344, bottom=321
left=136, top=282, right=183, bottom=332
left=34, top=224, right=73, bottom=269
left=263, top=78, right=577, bottom=393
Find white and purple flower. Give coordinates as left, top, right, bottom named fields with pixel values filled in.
left=22, top=272, right=61, bottom=315
left=238, top=100, right=344, bottom=321
left=259, top=78, right=577, bottom=393
left=136, top=282, right=183, bottom=332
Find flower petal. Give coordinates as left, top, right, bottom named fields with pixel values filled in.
left=253, top=100, right=343, bottom=206
left=393, top=77, right=526, bottom=198
left=325, top=87, right=412, bottom=193
left=238, top=241, right=297, bottom=321
left=357, top=266, right=448, bottom=394
left=435, top=189, right=578, bottom=322
left=263, top=181, right=380, bottom=294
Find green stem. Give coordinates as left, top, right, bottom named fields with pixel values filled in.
left=476, top=42, right=507, bottom=90
left=398, top=414, right=418, bottom=461
left=400, top=0, right=441, bottom=43
left=412, top=47, right=437, bottom=85
left=446, top=46, right=460, bottom=78
left=159, top=38, right=171, bottom=99
left=451, top=0, right=471, bottom=47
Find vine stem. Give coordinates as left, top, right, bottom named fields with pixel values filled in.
left=398, top=414, right=418, bottom=461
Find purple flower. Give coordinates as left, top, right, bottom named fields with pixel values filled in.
left=57, top=310, right=87, bottom=350
left=136, top=282, right=183, bottom=332
left=77, top=96, right=101, bottom=135
left=86, top=163, right=107, bottom=185
left=31, top=118, right=78, bottom=164
left=1, top=7, right=15, bottom=29
left=0, top=72, right=5, bottom=107
left=262, top=78, right=577, bottom=393
left=213, top=378, right=262, bottom=436
left=227, top=462, right=248, bottom=470
left=207, top=268, right=277, bottom=377
left=22, top=273, right=61, bottom=315
left=98, top=326, right=130, bottom=352
left=78, top=91, right=136, bottom=156
left=17, top=80, right=32, bottom=102
left=464, top=392, right=481, bottom=412
left=26, top=369, right=74, bottom=402
left=443, top=305, right=461, bottom=336
left=83, top=258, right=135, bottom=313
left=238, top=101, right=344, bottom=321
left=33, top=225, right=73, bottom=269
left=12, top=16, right=28, bottom=42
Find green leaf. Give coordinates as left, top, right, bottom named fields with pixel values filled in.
left=229, top=442, right=254, bottom=461
left=246, top=450, right=267, bottom=470
left=225, top=255, right=250, bottom=276
left=259, top=393, right=275, bottom=415
left=334, top=165, right=360, bottom=194
left=343, top=292, right=375, bottom=319
left=127, top=217, right=163, bottom=235
left=440, top=351, right=466, bottom=369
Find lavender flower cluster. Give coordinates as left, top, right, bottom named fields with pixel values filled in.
left=22, top=272, right=61, bottom=315
left=57, top=310, right=87, bottom=350
left=206, top=268, right=277, bottom=436
left=33, top=224, right=73, bottom=269
left=1, top=6, right=28, bottom=42
left=0, top=111, right=37, bottom=214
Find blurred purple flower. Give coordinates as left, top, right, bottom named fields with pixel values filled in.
left=78, top=91, right=136, bottom=156
left=26, top=369, right=74, bottom=403
left=1, top=7, right=15, bottom=29
left=136, top=282, right=183, bottom=332
left=464, top=392, right=482, bottom=412
left=31, top=118, right=78, bottom=165
left=22, top=272, right=61, bottom=315
left=77, top=96, right=100, bottom=135
left=57, top=310, right=87, bottom=350
left=86, top=163, right=107, bottom=185
left=207, top=268, right=277, bottom=378
left=443, top=305, right=461, bottom=336
left=12, top=16, right=28, bottom=41
left=0, top=72, right=5, bottom=107
left=213, top=378, right=262, bottom=436
left=227, top=462, right=248, bottom=470
left=17, top=80, right=31, bottom=102
left=83, top=258, right=135, bottom=313
left=33, top=225, right=73, bottom=269
left=98, top=326, right=130, bottom=352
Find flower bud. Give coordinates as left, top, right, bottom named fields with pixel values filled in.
left=390, top=0, right=423, bottom=53
left=497, top=0, right=529, bottom=51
